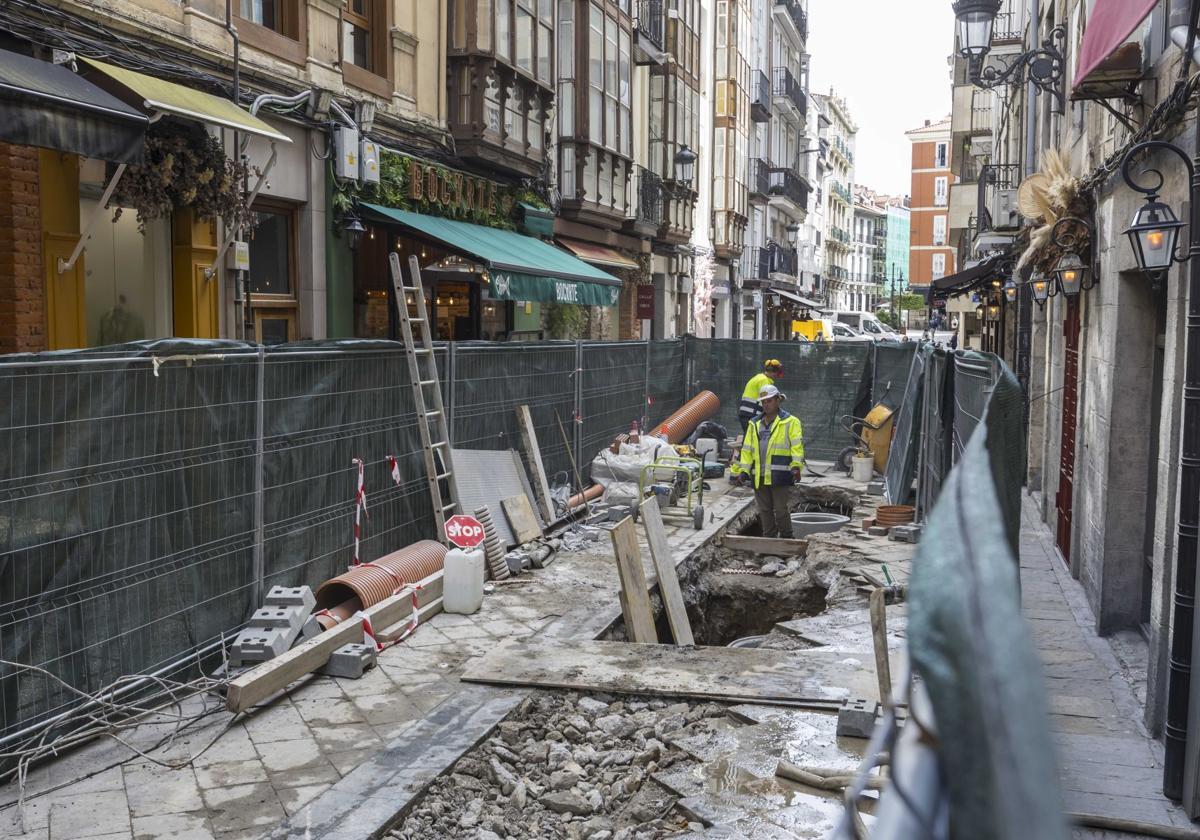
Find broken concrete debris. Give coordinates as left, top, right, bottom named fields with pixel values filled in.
left=386, top=691, right=720, bottom=840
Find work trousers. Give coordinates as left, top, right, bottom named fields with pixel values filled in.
left=754, top=484, right=793, bottom=539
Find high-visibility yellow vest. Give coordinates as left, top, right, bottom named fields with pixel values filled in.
left=738, top=373, right=774, bottom=422
left=731, top=411, right=806, bottom=487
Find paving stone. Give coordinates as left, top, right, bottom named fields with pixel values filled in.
left=266, top=761, right=342, bottom=791
left=131, top=811, right=216, bottom=840
left=122, top=764, right=204, bottom=817
left=241, top=703, right=312, bottom=745
left=324, top=747, right=381, bottom=777
left=292, top=697, right=366, bottom=727
left=0, top=795, right=51, bottom=833
left=437, top=622, right=494, bottom=641
left=193, top=760, right=270, bottom=791
left=310, top=722, right=383, bottom=754
left=48, top=789, right=131, bottom=839
left=351, top=692, right=425, bottom=726
left=256, top=738, right=327, bottom=774
left=200, top=783, right=285, bottom=834
left=276, top=783, right=332, bottom=817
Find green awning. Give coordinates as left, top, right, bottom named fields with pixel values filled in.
left=361, top=203, right=622, bottom=307
left=81, top=57, right=291, bottom=144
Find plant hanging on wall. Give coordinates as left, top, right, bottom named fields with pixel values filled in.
left=111, top=121, right=255, bottom=232
left=1015, top=149, right=1092, bottom=273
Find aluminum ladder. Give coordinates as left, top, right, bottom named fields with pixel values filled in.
left=389, top=252, right=460, bottom=542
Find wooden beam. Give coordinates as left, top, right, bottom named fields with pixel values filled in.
left=225, top=571, right=444, bottom=712
left=501, top=494, right=542, bottom=544
left=640, top=499, right=694, bottom=645
left=516, top=404, right=555, bottom=522
left=462, top=636, right=881, bottom=704
left=718, top=534, right=808, bottom=556
left=609, top=516, right=658, bottom=643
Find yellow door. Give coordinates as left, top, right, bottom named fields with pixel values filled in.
left=39, top=151, right=85, bottom=349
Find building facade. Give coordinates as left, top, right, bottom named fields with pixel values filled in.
left=885, top=197, right=911, bottom=291
left=905, top=117, right=955, bottom=299
left=943, top=0, right=1200, bottom=804
left=816, top=90, right=856, bottom=314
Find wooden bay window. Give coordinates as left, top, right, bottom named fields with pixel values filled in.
left=236, top=0, right=306, bottom=65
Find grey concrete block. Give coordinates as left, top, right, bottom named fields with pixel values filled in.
left=250, top=604, right=310, bottom=633
left=607, top=505, right=632, bottom=522
left=264, top=586, right=317, bottom=611
left=299, top=615, right=323, bottom=641
left=320, top=644, right=378, bottom=679
left=868, top=526, right=890, bottom=537
left=889, top=525, right=922, bottom=543
left=230, top=627, right=293, bottom=665
left=866, top=480, right=885, bottom=496
left=836, top=697, right=878, bottom=738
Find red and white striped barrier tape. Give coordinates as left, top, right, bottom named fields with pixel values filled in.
left=351, top=458, right=368, bottom=567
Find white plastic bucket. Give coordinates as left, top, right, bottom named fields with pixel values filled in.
left=443, top=548, right=485, bottom=614
left=851, top=454, right=874, bottom=483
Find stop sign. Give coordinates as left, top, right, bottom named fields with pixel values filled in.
left=445, top=514, right=485, bottom=549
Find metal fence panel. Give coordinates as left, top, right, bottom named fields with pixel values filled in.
left=872, top=341, right=918, bottom=409
left=0, top=344, right=258, bottom=743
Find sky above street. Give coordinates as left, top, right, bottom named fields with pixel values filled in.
left=806, top=0, right=956, bottom=196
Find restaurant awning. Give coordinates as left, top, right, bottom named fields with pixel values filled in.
left=930, top=252, right=1010, bottom=299
left=0, top=48, right=148, bottom=162
left=81, top=57, right=291, bottom=144
left=362, top=203, right=623, bottom=307
left=773, top=287, right=826, bottom=311
left=557, top=238, right=640, bottom=270
left=1073, top=0, right=1156, bottom=91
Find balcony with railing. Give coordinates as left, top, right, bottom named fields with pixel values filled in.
left=773, top=0, right=808, bottom=43
left=750, top=70, right=771, bottom=123
left=831, top=136, right=854, bottom=165
left=634, top=0, right=665, bottom=63
left=742, top=243, right=798, bottom=281
left=828, top=265, right=848, bottom=283
left=768, top=166, right=809, bottom=211
left=827, top=226, right=850, bottom=248
left=749, top=158, right=770, bottom=201
left=624, top=165, right=663, bottom=235
left=978, top=163, right=1020, bottom=231
left=771, top=67, right=806, bottom=122
left=830, top=181, right=852, bottom=206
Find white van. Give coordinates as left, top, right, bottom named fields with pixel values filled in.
left=831, top=311, right=902, bottom=341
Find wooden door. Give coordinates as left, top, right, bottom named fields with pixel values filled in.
left=1055, top=298, right=1081, bottom=563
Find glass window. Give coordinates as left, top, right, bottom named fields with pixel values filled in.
left=504, top=82, right=521, bottom=142
left=934, top=176, right=948, bottom=206
left=477, top=0, right=492, bottom=50
left=559, top=80, right=575, bottom=134
left=933, top=215, right=946, bottom=245
left=342, top=0, right=372, bottom=69
left=497, top=0, right=512, bottom=60
left=516, top=4, right=533, bottom=73
left=561, top=145, right=576, bottom=198
left=605, top=13, right=617, bottom=150
left=247, top=209, right=292, bottom=296
left=935, top=141, right=948, bottom=168
left=538, top=20, right=553, bottom=81
left=589, top=5, right=604, bottom=144
left=528, top=103, right=542, bottom=151
left=484, top=78, right=502, bottom=133
left=932, top=253, right=946, bottom=278
left=539, top=0, right=552, bottom=23
left=598, top=155, right=612, bottom=207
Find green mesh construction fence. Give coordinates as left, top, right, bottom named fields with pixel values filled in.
left=0, top=335, right=908, bottom=744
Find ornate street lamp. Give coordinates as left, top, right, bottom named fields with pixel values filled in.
left=952, top=0, right=1001, bottom=59
left=1049, top=216, right=1098, bottom=297
left=951, top=0, right=1068, bottom=114
left=343, top=212, right=366, bottom=251
left=673, top=145, right=698, bottom=187
left=986, top=303, right=1001, bottom=321
left=1029, top=271, right=1053, bottom=307
left=1003, top=276, right=1018, bottom=303
left=1121, top=141, right=1191, bottom=280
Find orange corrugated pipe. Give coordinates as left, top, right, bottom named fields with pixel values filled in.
left=566, top=483, right=604, bottom=510
left=650, top=391, right=720, bottom=443
left=314, top=540, right=446, bottom=629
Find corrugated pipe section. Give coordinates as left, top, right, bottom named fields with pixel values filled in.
left=650, top=390, right=721, bottom=443
left=566, top=483, right=605, bottom=510
left=314, top=540, right=447, bottom=629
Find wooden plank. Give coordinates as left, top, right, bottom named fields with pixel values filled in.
left=226, top=571, right=443, bottom=712
left=719, top=534, right=808, bottom=556
left=501, top=494, right=542, bottom=544
left=609, top=516, right=659, bottom=643
left=516, top=405, right=555, bottom=523
left=640, top=499, right=694, bottom=645
left=461, top=636, right=880, bottom=704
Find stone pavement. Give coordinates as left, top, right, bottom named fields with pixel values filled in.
left=0, top=480, right=756, bottom=840
left=1019, top=494, right=1194, bottom=835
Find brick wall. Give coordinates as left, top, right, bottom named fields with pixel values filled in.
left=0, top=144, right=44, bottom=353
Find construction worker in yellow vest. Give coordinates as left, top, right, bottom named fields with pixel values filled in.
left=737, top=359, right=784, bottom=433
left=730, top=384, right=806, bottom=539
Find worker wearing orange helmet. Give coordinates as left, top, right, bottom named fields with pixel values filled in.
left=737, top=359, right=784, bottom=433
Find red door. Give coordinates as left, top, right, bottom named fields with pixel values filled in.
left=1055, top=298, right=1081, bottom=563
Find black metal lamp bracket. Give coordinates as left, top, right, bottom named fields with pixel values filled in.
left=971, top=24, right=1068, bottom=115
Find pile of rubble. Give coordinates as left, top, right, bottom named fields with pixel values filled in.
left=388, top=691, right=727, bottom=840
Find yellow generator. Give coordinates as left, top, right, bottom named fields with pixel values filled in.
left=791, top=318, right=833, bottom=342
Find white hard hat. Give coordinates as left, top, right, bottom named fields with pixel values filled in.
left=758, top=384, right=786, bottom=403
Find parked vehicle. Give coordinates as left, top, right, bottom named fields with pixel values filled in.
left=829, top=321, right=874, bottom=342
left=831, top=310, right=903, bottom=341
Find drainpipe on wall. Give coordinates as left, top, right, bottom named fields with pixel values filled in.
left=1024, top=0, right=1038, bottom=179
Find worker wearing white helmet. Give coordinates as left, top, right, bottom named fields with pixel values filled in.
left=730, top=384, right=806, bottom=539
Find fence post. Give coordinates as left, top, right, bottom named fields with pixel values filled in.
left=644, top=336, right=652, bottom=426
left=447, top=342, right=457, bottom=447
left=251, top=345, right=266, bottom=611
left=574, top=340, right=584, bottom=486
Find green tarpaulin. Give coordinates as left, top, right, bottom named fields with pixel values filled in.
left=361, top=203, right=622, bottom=306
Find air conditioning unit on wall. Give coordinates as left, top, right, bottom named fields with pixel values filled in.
left=993, top=188, right=1020, bottom=228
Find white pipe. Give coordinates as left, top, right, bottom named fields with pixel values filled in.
left=1171, top=26, right=1200, bottom=66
